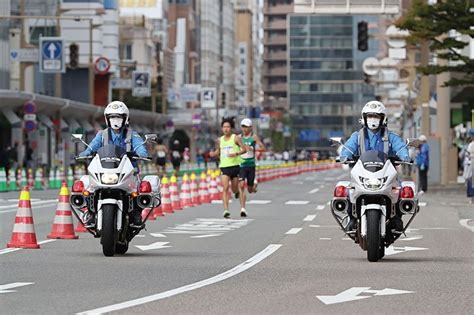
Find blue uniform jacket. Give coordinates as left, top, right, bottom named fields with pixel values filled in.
left=416, top=143, right=429, bottom=168
left=79, top=129, right=147, bottom=158
left=340, top=128, right=409, bottom=161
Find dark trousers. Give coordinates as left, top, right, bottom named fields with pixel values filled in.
left=419, top=168, right=428, bottom=192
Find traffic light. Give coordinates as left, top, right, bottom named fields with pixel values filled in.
left=69, top=43, right=79, bottom=69
left=221, top=92, right=226, bottom=107
left=357, top=21, right=368, bottom=52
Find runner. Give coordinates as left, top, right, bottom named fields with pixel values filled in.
left=153, top=138, right=168, bottom=177
left=238, top=118, right=265, bottom=217
left=209, top=117, right=247, bottom=218
left=170, top=139, right=182, bottom=176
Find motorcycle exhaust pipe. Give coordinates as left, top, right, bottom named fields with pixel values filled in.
left=137, top=194, right=153, bottom=209
left=399, top=200, right=415, bottom=214
left=70, top=194, right=86, bottom=209
left=332, top=199, right=348, bottom=213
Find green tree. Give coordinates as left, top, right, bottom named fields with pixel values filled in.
left=396, top=0, right=474, bottom=86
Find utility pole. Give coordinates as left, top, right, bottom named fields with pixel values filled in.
left=419, top=40, right=431, bottom=137
left=436, top=48, right=451, bottom=185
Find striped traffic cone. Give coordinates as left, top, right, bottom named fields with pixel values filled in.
left=0, top=167, right=8, bottom=192
left=27, top=168, right=34, bottom=188
left=160, top=176, right=173, bottom=213
left=34, top=168, right=42, bottom=190
left=180, top=173, right=192, bottom=208
left=209, top=173, right=219, bottom=201
left=47, top=182, right=78, bottom=239
left=170, top=175, right=182, bottom=211
left=190, top=172, right=200, bottom=206
left=75, top=220, right=87, bottom=233
left=142, top=207, right=155, bottom=221
left=7, top=187, right=40, bottom=249
left=214, top=170, right=223, bottom=199
left=199, top=172, right=211, bottom=204
left=67, top=167, right=74, bottom=187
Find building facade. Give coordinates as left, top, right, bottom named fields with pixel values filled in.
left=288, top=14, right=378, bottom=150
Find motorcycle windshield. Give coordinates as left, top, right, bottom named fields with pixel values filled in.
left=359, top=150, right=387, bottom=173
left=97, top=144, right=126, bottom=168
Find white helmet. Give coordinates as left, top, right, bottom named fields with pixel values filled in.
left=361, top=100, right=387, bottom=130
left=104, top=101, right=129, bottom=130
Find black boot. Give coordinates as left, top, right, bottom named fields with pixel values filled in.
left=390, top=215, right=404, bottom=233
left=345, top=218, right=357, bottom=232
left=130, top=210, right=143, bottom=228
left=83, top=211, right=95, bottom=228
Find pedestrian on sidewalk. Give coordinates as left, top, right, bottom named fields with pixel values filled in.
left=463, top=129, right=474, bottom=203
left=416, top=135, right=430, bottom=194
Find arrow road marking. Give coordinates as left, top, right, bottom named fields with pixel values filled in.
left=459, top=219, right=474, bottom=232
left=135, top=242, right=171, bottom=251
left=303, top=215, right=317, bottom=222
left=385, top=246, right=428, bottom=256
left=286, top=228, right=302, bottom=235
left=150, top=233, right=167, bottom=238
left=285, top=200, right=309, bottom=205
left=316, top=205, right=325, bottom=210
left=190, top=234, right=222, bottom=238
left=247, top=200, right=271, bottom=204
left=0, top=282, right=34, bottom=294
left=317, top=287, right=414, bottom=305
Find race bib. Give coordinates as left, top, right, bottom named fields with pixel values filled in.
left=157, top=151, right=166, bottom=158
left=241, top=146, right=254, bottom=159
left=172, top=151, right=180, bottom=158
left=222, top=145, right=234, bottom=158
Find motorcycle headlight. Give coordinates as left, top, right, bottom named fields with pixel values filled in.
left=360, top=177, right=387, bottom=191
left=101, top=173, right=119, bottom=184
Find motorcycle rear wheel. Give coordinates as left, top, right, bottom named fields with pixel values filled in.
left=101, top=204, right=117, bottom=257
left=366, top=210, right=381, bottom=262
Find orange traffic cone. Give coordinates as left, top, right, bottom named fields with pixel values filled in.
left=170, top=175, right=182, bottom=210
left=142, top=207, right=155, bottom=221
left=161, top=176, right=173, bottom=214
left=47, top=182, right=78, bottom=239
left=209, top=173, right=220, bottom=201
left=199, top=172, right=211, bottom=204
left=75, top=220, right=87, bottom=233
left=180, top=173, right=192, bottom=208
left=190, top=172, right=200, bottom=206
left=7, top=187, right=40, bottom=249
left=152, top=205, right=164, bottom=218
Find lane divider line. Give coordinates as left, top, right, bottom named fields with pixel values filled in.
left=303, top=215, right=317, bottom=222
left=308, top=188, right=319, bottom=194
left=286, top=228, right=302, bottom=235
left=76, top=244, right=282, bottom=315
left=0, top=239, right=57, bottom=255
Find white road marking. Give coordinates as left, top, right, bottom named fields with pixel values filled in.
left=135, top=235, right=146, bottom=238
left=0, top=240, right=56, bottom=255
left=190, top=234, right=222, bottom=238
left=286, top=228, right=302, bottom=235
left=419, top=202, right=427, bottom=207
left=326, top=201, right=331, bottom=206
left=247, top=200, right=271, bottom=204
left=135, top=242, right=171, bottom=251
left=211, top=200, right=233, bottom=204
left=459, top=219, right=474, bottom=232
left=399, top=235, right=423, bottom=241
left=317, top=287, right=414, bottom=305
left=0, top=282, right=34, bottom=294
left=285, top=200, right=309, bottom=205
left=309, top=225, right=339, bottom=228
left=385, top=246, right=428, bottom=256
left=316, top=205, right=326, bottom=210
left=292, top=181, right=304, bottom=185
left=162, top=218, right=252, bottom=236
left=342, top=237, right=352, bottom=241
left=319, top=238, right=331, bottom=240
left=308, top=188, right=320, bottom=194
left=150, top=233, right=167, bottom=238
left=77, top=244, right=282, bottom=315
left=303, top=215, right=317, bottom=222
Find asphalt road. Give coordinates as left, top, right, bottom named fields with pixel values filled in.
left=0, top=168, right=472, bottom=314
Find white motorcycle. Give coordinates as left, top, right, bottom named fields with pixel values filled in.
left=69, top=134, right=161, bottom=257
left=330, top=137, right=420, bottom=262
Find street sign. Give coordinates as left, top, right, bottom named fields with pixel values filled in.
left=110, top=78, right=132, bottom=89
left=362, top=57, right=380, bottom=76
left=201, top=87, right=216, bottom=108
left=94, top=57, right=111, bottom=75
left=258, top=113, right=270, bottom=129
left=23, top=101, right=37, bottom=114
left=9, top=49, right=39, bottom=62
left=132, top=71, right=151, bottom=97
left=39, top=37, right=65, bottom=73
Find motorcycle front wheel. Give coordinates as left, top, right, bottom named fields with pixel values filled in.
left=366, top=210, right=381, bottom=262
left=101, top=204, right=118, bottom=257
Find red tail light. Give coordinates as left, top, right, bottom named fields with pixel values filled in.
left=401, top=186, right=414, bottom=199
left=139, top=181, right=152, bottom=193
left=334, top=185, right=347, bottom=197
left=72, top=180, right=85, bottom=193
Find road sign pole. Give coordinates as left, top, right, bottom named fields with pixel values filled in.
left=88, top=19, right=94, bottom=104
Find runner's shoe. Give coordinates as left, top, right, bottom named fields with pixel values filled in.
left=240, top=208, right=247, bottom=217
left=223, top=210, right=231, bottom=218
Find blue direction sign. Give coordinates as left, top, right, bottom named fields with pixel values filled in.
left=39, top=37, right=65, bottom=73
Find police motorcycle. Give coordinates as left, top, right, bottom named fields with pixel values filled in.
left=69, top=134, right=161, bottom=257
left=330, top=137, right=421, bottom=262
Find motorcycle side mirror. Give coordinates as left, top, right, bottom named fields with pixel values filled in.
left=330, top=137, right=343, bottom=147
left=144, top=134, right=158, bottom=143
left=71, top=134, right=84, bottom=142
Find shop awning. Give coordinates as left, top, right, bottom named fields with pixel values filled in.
left=65, top=118, right=82, bottom=133
left=60, top=118, right=69, bottom=132
left=38, top=114, right=55, bottom=129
